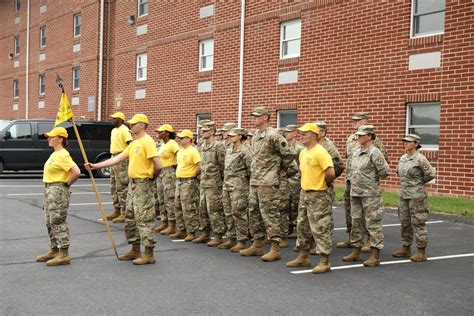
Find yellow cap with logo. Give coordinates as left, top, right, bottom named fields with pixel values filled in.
left=177, top=129, right=194, bottom=139
left=128, top=113, right=149, bottom=125
left=156, top=124, right=174, bottom=132
left=44, top=127, right=68, bottom=138
left=297, top=123, right=320, bottom=135
left=110, top=112, right=125, bottom=120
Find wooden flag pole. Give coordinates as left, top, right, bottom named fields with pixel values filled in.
left=58, top=82, right=119, bottom=259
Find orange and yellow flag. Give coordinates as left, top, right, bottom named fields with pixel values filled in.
left=55, top=93, right=73, bottom=126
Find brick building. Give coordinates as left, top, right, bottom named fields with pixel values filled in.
left=1, top=0, right=473, bottom=198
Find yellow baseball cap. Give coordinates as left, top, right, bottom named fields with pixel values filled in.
left=110, top=112, right=125, bottom=120
left=128, top=113, right=149, bottom=125
left=44, top=127, right=68, bottom=138
left=297, top=123, right=320, bottom=135
left=156, top=124, right=174, bottom=132
left=177, top=129, right=193, bottom=139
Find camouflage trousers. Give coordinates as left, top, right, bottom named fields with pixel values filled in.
left=344, top=180, right=367, bottom=235
left=125, top=179, right=157, bottom=248
left=279, top=177, right=291, bottom=238
left=155, top=174, right=164, bottom=219
left=199, top=186, right=226, bottom=234
left=398, top=197, right=429, bottom=248
left=350, top=196, right=384, bottom=250
left=223, top=187, right=249, bottom=241
left=222, top=189, right=235, bottom=240
left=161, top=166, right=176, bottom=222
left=175, top=178, right=200, bottom=233
left=288, top=177, right=301, bottom=227
left=110, top=158, right=129, bottom=215
left=296, top=190, right=334, bottom=255
left=248, top=185, right=281, bottom=242
left=43, top=183, right=71, bottom=249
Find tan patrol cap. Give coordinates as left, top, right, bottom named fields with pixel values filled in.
left=352, top=112, right=370, bottom=120
left=314, top=120, right=327, bottom=131
left=355, top=125, right=376, bottom=136
left=200, top=121, right=216, bottom=131
left=227, top=128, right=247, bottom=137
left=251, top=107, right=269, bottom=116
left=222, top=123, right=236, bottom=131
left=402, top=134, right=421, bottom=143
left=284, top=124, right=298, bottom=132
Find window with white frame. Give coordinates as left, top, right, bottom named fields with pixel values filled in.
left=73, top=13, right=81, bottom=37
left=39, top=74, right=45, bottom=95
left=14, top=36, right=20, bottom=55
left=277, top=110, right=297, bottom=128
left=13, top=80, right=19, bottom=99
left=72, top=67, right=80, bottom=90
left=40, top=26, right=46, bottom=48
left=136, top=53, right=147, bottom=81
left=14, top=0, right=20, bottom=12
left=199, top=39, right=214, bottom=71
left=411, top=0, right=445, bottom=37
left=280, top=19, right=301, bottom=59
left=138, top=0, right=148, bottom=17
left=406, top=102, right=440, bottom=149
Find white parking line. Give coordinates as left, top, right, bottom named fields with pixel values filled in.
left=171, top=239, right=186, bottom=243
left=290, top=253, right=474, bottom=274
left=0, top=184, right=109, bottom=188
left=333, top=220, right=444, bottom=231
left=71, top=202, right=113, bottom=206
left=7, top=192, right=111, bottom=196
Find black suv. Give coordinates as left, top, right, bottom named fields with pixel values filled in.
left=0, top=119, right=113, bottom=177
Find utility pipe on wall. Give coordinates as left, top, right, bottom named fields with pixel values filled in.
left=237, top=0, right=246, bottom=128
left=97, top=0, right=105, bottom=121
left=25, top=0, right=31, bottom=119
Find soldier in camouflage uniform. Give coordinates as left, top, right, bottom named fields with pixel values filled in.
left=392, top=134, right=436, bottom=262
left=214, top=129, right=224, bottom=142
left=222, top=128, right=252, bottom=252
left=37, top=127, right=81, bottom=266
left=343, top=125, right=390, bottom=267
left=286, top=123, right=335, bottom=274
left=338, top=112, right=389, bottom=253
left=87, top=114, right=162, bottom=265
left=192, top=122, right=227, bottom=246
left=154, top=139, right=165, bottom=229
left=221, top=123, right=236, bottom=143
left=240, top=107, right=295, bottom=262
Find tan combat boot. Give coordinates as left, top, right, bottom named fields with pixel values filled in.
left=392, top=245, right=411, bottom=258
left=207, top=234, right=223, bottom=247
left=336, top=235, right=351, bottom=248
left=261, top=241, right=281, bottom=262
left=46, top=248, right=71, bottom=266
left=192, top=229, right=210, bottom=244
left=240, top=238, right=264, bottom=256
left=170, top=230, right=187, bottom=239
left=313, top=254, right=331, bottom=274
left=112, top=214, right=126, bottom=223
left=184, top=232, right=196, bottom=242
left=36, top=248, right=59, bottom=262
left=133, top=247, right=156, bottom=265
left=286, top=250, right=311, bottom=268
left=230, top=241, right=247, bottom=252
left=218, top=238, right=236, bottom=249
left=104, top=208, right=120, bottom=221
left=363, top=247, right=381, bottom=267
left=279, top=238, right=288, bottom=249
left=410, top=248, right=427, bottom=262
left=153, top=220, right=168, bottom=233
left=161, top=221, right=176, bottom=235
left=118, top=244, right=141, bottom=260
left=342, top=247, right=362, bottom=262
left=361, top=239, right=371, bottom=253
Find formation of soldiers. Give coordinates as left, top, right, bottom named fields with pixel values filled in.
left=38, top=106, right=436, bottom=271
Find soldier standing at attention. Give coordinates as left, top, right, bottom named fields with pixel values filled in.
left=343, top=125, right=390, bottom=267
left=37, top=127, right=81, bottom=266
left=221, top=123, right=236, bottom=144
left=286, top=123, right=335, bottom=273
left=170, top=130, right=202, bottom=240
left=106, top=112, right=133, bottom=223
left=240, top=107, right=295, bottom=262
left=154, top=125, right=180, bottom=236
left=393, top=134, right=435, bottom=262
left=86, top=114, right=162, bottom=265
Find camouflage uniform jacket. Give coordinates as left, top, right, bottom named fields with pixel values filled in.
left=346, top=133, right=388, bottom=179
left=350, top=145, right=390, bottom=197
left=321, top=138, right=345, bottom=178
left=397, top=151, right=436, bottom=199
left=250, top=127, right=296, bottom=186
left=223, top=143, right=252, bottom=191
left=287, top=142, right=304, bottom=179
left=199, top=138, right=226, bottom=188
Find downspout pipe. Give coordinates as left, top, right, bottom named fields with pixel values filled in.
left=237, top=0, right=245, bottom=128
left=25, top=0, right=30, bottom=119
left=97, top=0, right=105, bottom=121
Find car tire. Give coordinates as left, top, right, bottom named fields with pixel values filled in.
left=94, top=157, right=111, bottom=178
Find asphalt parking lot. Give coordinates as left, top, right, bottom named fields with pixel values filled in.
left=1, top=173, right=473, bottom=315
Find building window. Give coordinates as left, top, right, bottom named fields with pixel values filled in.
left=72, top=67, right=80, bottom=90
left=136, top=53, right=147, bottom=81
left=199, top=39, right=214, bottom=72
left=406, top=102, right=440, bottom=149
left=39, top=74, right=45, bottom=95
left=277, top=110, right=297, bottom=128
left=13, top=80, right=19, bottom=99
left=138, top=0, right=148, bottom=17
left=14, top=36, right=20, bottom=55
left=14, top=0, right=20, bottom=12
left=280, top=19, right=301, bottom=59
left=411, top=0, right=445, bottom=38
left=40, top=26, right=46, bottom=48
left=73, top=13, right=81, bottom=37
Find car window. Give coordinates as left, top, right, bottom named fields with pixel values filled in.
left=38, top=123, right=55, bottom=140
left=7, top=123, right=32, bottom=139
left=84, top=124, right=113, bottom=141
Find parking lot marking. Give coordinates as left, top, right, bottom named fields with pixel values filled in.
left=171, top=240, right=186, bottom=243
left=71, top=202, right=113, bottom=206
left=7, top=192, right=111, bottom=196
left=333, top=220, right=444, bottom=231
left=290, top=253, right=474, bottom=274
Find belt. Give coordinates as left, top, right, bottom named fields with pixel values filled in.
left=45, top=182, right=68, bottom=187
left=302, top=189, right=326, bottom=193
left=130, top=178, right=154, bottom=183
left=177, top=177, right=196, bottom=181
